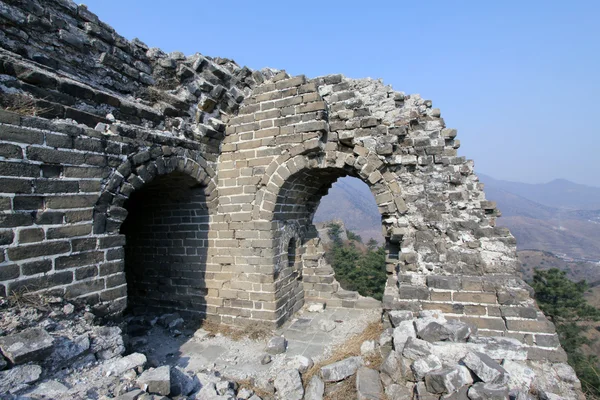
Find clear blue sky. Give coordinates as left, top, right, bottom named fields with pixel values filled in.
left=84, top=0, right=600, bottom=187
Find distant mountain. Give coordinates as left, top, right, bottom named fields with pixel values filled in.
left=478, top=173, right=600, bottom=210
left=314, top=177, right=383, bottom=243
left=316, top=173, right=600, bottom=264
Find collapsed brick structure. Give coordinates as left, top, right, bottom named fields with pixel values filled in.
left=0, top=0, right=565, bottom=365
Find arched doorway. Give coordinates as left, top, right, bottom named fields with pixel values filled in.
left=120, top=171, right=210, bottom=315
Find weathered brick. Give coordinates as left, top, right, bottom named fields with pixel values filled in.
left=21, top=260, right=52, bottom=276
left=0, top=126, right=44, bottom=144
left=9, top=271, right=73, bottom=294
left=65, top=279, right=105, bottom=298
left=46, top=224, right=92, bottom=239
left=55, top=251, right=104, bottom=270
left=505, top=318, right=555, bottom=333
left=0, top=264, right=19, bottom=280
left=7, top=241, right=71, bottom=261
left=0, top=213, right=34, bottom=228
left=26, top=147, right=85, bottom=164
left=13, top=196, right=44, bottom=210
left=75, top=266, right=98, bottom=280
left=19, top=228, right=44, bottom=243
left=0, top=230, right=15, bottom=245
left=0, top=178, right=32, bottom=193
left=453, top=292, right=497, bottom=304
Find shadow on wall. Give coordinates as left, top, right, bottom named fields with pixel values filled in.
left=120, top=172, right=209, bottom=318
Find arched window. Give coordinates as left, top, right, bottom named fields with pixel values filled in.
left=287, top=237, right=297, bottom=268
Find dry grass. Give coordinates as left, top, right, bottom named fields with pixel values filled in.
left=1, top=94, right=52, bottom=117
left=303, top=320, right=384, bottom=387
left=5, top=291, right=54, bottom=312
left=199, top=320, right=273, bottom=341
left=324, top=374, right=357, bottom=400
left=235, top=378, right=273, bottom=400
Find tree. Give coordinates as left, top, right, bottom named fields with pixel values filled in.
left=366, top=238, right=378, bottom=251
left=327, top=222, right=343, bottom=246
left=346, top=230, right=362, bottom=243
left=532, top=268, right=600, bottom=397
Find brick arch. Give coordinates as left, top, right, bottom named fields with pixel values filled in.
left=93, top=148, right=217, bottom=235
left=255, top=151, right=407, bottom=240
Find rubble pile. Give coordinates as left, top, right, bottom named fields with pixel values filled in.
left=0, top=297, right=584, bottom=399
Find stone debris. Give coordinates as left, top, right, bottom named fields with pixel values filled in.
left=356, top=367, right=383, bottom=400
left=403, top=336, right=435, bottom=360
left=393, top=320, right=417, bottom=350
left=467, top=382, right=510, bottom=400
left=307, top=303, right=326, bottom=313
left=0, top=364, right=42, bottom=394
left=0, top=327, right=54, bottom=364
left=103, top=352, right=148, bottom=376
left=424, top=366, right=473, bottom=394
left=461, top=351, right=509, bottom=385
left=388, top=310, right=414, bottom=327
left=360, top=339, right=377, bottom=355
left=411, top=354, right=443, bottom=380
left=286, top=355, right=314, bottom=374
left=320, top=356, right=364, bottom=382
left=273, top=368, right=303, bottom=400
left=138, top=365, right=171, bottom=395
left=265, top=336, right=287, bottom=355
left=304, top=375, right=325, bottom=400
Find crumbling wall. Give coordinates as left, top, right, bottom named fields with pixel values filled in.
left=0, top=0, right=565, bottom=365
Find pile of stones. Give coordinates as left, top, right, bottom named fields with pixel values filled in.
left=294, top=309, right=582, bottom=400
left=0, top=295, right=583, bottom=399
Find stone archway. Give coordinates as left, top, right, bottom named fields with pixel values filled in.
left=92, top=149, right=219, bottom=317
left=256, top=152, right=402, bottom=313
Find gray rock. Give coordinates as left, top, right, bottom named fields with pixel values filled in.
left=509, top=390, right=535, bottom=400
left=25, top=380, right=69, bottom=398
left=265, top=336, right=287, bottom=355
left=443, top=320, right=476, bottom=342
left=138, top=365, right=170, bottom=395
left=402, top=336, right=434, bottom=360
left=321, top=356, right=363, bottom=382
left=467, top=383, right=509, bottom=400
left=216, top=380, right=235, bottom=397
left=462, top=352, right=508, bottom=385
left=191, top=382, right=233, bottom=400
left=170, top=366, right=199, bottom=396
left=502, top=360, right=535, bottom=391
left=273, top=368, right=303, bottom=400
left=389, top=311, right=414, bottom=327
left=304, top=375, right=324, bottom=400
left=50, top=334, right=90, bottom=365
left=102, top=352, right=147, bottom=376
left=415, top=381, right=442, bottom=400
left=114, top=389, right=145, bottom=400
left=393, top=320, right=416, bottom=351
left=237, top=388, right=254, bottom=399
left=381, top=351, right=404, bottom=383
left=385, top=383, right=413, bottom=400
left=287, top=355, right=314, bottom=373
left=0, top=354, right=6, bottom=370
left=248, top=396, right=263, bottom=400
left=0, top=364, right=42, bottom=394
left=442, top=385, right=470, bottom=400
left=356, top=367, right=383, bottom=400
left=411, top=354, right=442, bottom=380
left=261, top=354, right=272, bottom=365
left=424, top=366, right=472, bottom=394
left=0, top=327, right=54, bottom=364
left=360, top=340, right=377, bottom=355
left=90, top=326, right=125, bottom=360
left=417, top=321, right=452, bottom=342
left=467, top=337, right=527, bottom=361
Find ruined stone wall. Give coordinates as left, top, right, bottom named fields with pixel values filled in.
left=0, top=0, right=566, bottom=362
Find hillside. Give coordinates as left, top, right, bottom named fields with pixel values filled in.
left=314, top=177, right=384, bottom=243
left=478, top=174, right=600, bottom=211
